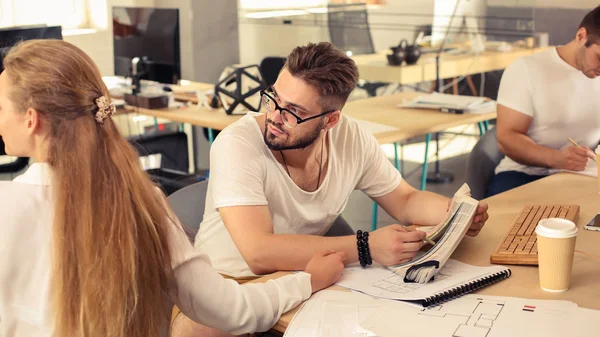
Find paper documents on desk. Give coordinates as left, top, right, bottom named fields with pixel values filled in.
left=283, top=289, right=410, bottom=337
left=358, top=294, right=598, bottom=337
left=284, top=289, right=599, bottom=337
left=337, top=259, right=509, bottom=305
left=390, top=183, right=478, bottom=284
left=399, top=92, right=495, bottom=113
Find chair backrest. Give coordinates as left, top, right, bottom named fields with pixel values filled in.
left=466, top=128, right=505, bottom=200
left=129, top=131, right=189, bottom=172
left=325, top=216, right=355, bottom=237
left=167, top=179, right=208, bottom=242
left=259, top=57, right=286, bottom=88
left=327, top=3, right=375, bottom=56
left=166, top=178, right=354, bottom=241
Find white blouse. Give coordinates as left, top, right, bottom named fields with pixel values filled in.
left=0, top=163, right=311, bottom=336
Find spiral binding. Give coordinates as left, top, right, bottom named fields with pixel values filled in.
left=421, top=269, right=512, bottom=308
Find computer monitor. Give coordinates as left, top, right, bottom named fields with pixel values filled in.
left=112, top=7, right=181, bottom=85
left=0, top=25, right=62, bottom=71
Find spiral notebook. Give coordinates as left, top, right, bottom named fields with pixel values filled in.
left=337, top=259, right=511, bottom=307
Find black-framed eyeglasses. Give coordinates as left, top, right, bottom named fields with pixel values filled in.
left=260, top=88, right=335, bottom=129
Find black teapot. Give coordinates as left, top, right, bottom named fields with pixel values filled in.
left=400, top=39, right=422, bottom=65
left=387, top=45, right=406, bottom=66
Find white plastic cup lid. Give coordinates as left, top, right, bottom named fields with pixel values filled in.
left=535, top=218, right=578, bottom=239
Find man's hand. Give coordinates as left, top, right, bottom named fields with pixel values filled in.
left=447, top=199, right=488, bottom=237
left=552, top=146, right=595, bottom=171
left=468, top=201, right=488, bottom=237
left=369, top=225, right=426, bottom=266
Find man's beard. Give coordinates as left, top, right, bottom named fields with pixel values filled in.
left=263, top=118, right=323, bottom=151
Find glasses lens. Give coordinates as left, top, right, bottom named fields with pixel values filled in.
left=262, top=93, right=275, bottom=112
left=280, top=110, right=297, bottom=128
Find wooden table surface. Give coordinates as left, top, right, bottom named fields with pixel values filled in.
left=352, top=47, right=550, bottom=84
left=125, top=91, right=496, bottom=145
left=249, top=173, right=600, bottom=333
left=343, top=92, right=496, bottom=144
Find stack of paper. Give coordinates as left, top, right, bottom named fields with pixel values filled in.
left=390, top=183, right=479, bottom=284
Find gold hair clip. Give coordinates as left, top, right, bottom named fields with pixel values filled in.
left=95, top=96, right=116, bottom=124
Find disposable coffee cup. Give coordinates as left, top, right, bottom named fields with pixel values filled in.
left=535, top=218, right=578, bottom=292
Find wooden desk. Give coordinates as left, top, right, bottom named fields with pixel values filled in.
left=343, top=92, right=496, bottom=145
left=124, top=92, right=495, bottom=145
left=251, top=173, right=600, bottom=333
left=345, top=91, right=496, bottom=192
left=352, top=47, right=549, bottom=84
left=124, top=105, right=241, bottom=131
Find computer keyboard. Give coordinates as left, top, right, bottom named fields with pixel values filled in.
left=490, top=205, right=580, bottom=265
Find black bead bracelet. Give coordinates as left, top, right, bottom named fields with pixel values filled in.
left=356, top=230, right=372, bottom=267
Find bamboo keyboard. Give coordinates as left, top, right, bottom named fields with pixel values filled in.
left=490, top=205, right=580, bottom=265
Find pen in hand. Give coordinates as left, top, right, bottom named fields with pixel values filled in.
left=568, top=137, right=596, bottom=162
left=402, top=225, right=437, bottom=246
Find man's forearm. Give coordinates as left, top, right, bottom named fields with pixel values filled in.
left=499, top=132, right=557, bottom=168
left=402, top=190, right=449, bottom=226
left=247, top=234, right=358, bottom=275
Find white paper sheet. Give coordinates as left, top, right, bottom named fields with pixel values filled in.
left=359, top=294, right=585, bottom=337
left=283, top=290, right=411, bottom=337
left=550, top=159, right=598, bottom=178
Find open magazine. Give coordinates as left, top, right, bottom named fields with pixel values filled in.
left=389, top=183, right=478, bottom=283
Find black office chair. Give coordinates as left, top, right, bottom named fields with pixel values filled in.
left=129, top=131, right=201, bottom=195
left=0, top=138, right=29, bottom=175
left=327, top=3, right=387, bottom=97
left=260, top=57, right=286, bottom=88
left=129, top=131, right=189, bottom=172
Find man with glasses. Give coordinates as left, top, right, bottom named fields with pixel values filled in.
left=173, top=42, right=489, bottom=337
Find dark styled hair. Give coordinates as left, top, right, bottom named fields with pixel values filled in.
left=284, top=42, right=359, bottom=111
left=579, top=5, right=600, bottom=47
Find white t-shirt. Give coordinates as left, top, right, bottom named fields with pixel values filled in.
left=0, top=163, right=311, bottom=337
left=495, top=47, right=600, bottom=176
left=195, top=113, right=402, bottom=278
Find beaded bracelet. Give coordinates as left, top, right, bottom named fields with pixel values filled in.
left=356, top=230, right=373, bottom=267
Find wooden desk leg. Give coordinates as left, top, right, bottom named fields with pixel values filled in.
left=466, top=75, right=478, bottom=96
left=484, top=121, right=489, bottom=131
left=420, top=134, right=432, bottom=191
left=478, top=122, right=484, bottom=136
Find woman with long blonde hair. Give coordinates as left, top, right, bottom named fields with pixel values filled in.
left=0, top=39, right=345, bottom=337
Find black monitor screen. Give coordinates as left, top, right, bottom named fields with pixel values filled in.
left=0, top=26, right=62, bottom=71
left=113, top=7, right=181, bottom=84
